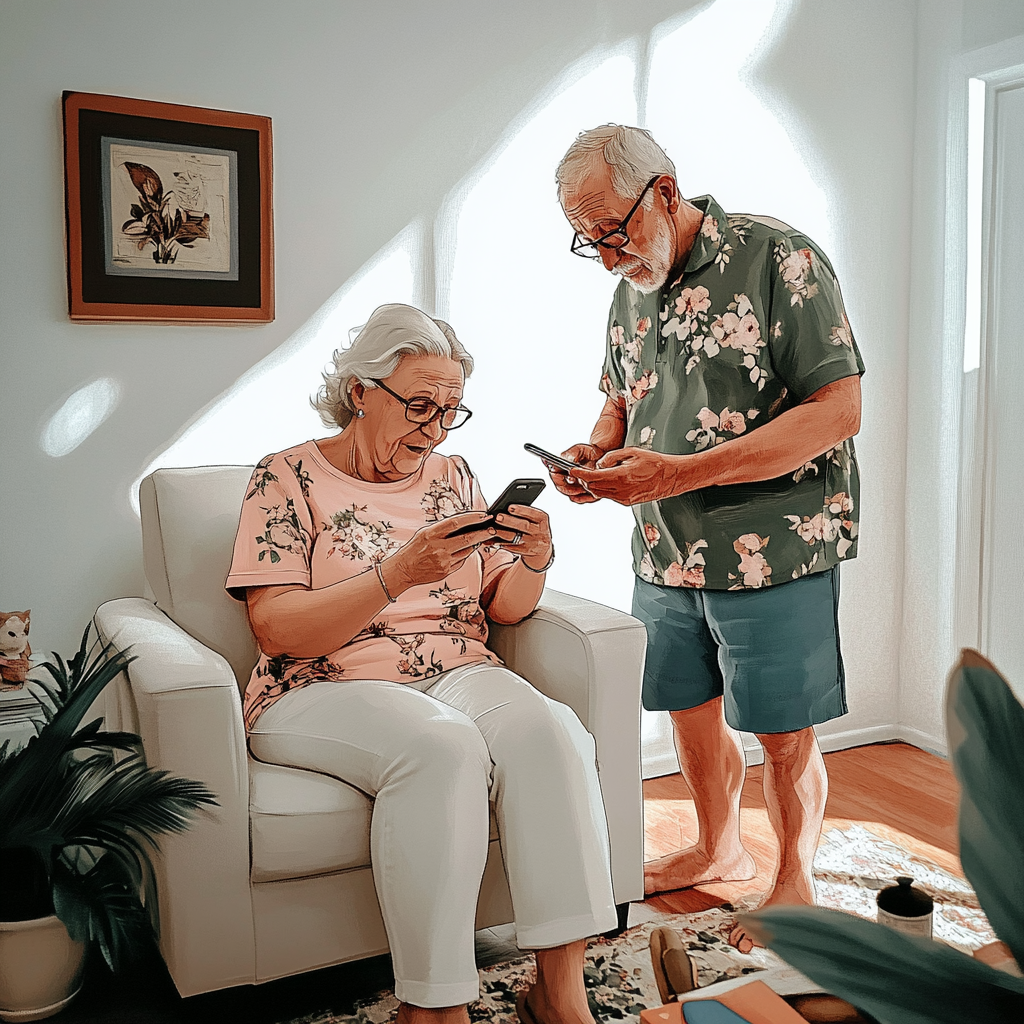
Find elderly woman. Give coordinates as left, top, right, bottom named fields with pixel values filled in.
left=226, top=304, right=616, bottom=1024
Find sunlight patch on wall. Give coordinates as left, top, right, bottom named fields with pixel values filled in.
left=646, top=0, right=831, bottom=254
left=40, top=377, right=123, bottom=457
left=439, top=50, right=640, bottom=617
left=131, top=224, right=418, bottom=512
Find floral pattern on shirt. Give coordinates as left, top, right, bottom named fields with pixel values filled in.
left=601, top=196, right=865, bottom=590
left=326, top=504, right=399, bottom=563
left=227, top=445, right=516, bottom=730
left=255, top=499, right=311, bottom=564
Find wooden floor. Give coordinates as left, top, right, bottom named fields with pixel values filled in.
left=643, top=741, right=961, bottom=916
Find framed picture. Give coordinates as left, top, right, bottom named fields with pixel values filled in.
left=62, top=91, right=274, bottom=323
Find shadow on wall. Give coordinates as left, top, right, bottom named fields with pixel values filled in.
left=128, top=0, right=830, bottom=627
left=113, top=0, right=836, bottom=780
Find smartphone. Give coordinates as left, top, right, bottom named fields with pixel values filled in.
left=524, top=443, right=580, bottom=474
left=447, top=478, right=546, bottom=537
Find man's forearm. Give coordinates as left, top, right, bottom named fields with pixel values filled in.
left=589, top=396, right=627, bottom=455
left=665, top=375, right=861, bottom=493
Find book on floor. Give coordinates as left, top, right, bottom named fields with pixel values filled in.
left=640, top=979, right=808, bottom=1024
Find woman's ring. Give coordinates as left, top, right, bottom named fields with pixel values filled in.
left=512, top=531, right=523, bottom=545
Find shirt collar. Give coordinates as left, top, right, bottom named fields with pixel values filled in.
left=668, top=195, right=730, bottom=286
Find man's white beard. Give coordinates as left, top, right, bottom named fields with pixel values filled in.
left=613, top=227, right=674, bottom=294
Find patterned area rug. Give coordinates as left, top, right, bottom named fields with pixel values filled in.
left=280, top=825, right=995, bottom=1024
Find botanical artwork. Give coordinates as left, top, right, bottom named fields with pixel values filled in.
left=107, top=142, right=233, bottom=276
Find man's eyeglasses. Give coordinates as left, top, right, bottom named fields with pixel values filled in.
left=369, top=379, right=473, bottom=430
left=570, top=176, right=660, bottom=259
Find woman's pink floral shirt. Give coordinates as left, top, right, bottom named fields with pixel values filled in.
left=226, top=442, right=516, bottom=730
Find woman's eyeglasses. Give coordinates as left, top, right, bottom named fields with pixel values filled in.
left=369, top=379, right=473, bottom=430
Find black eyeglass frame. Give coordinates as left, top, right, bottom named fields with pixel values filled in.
left=569, top=175, right=662, bottom=259
left=368, top=378, right=473, bottom=430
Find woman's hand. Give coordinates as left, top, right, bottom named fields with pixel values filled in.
left=492, top=505, right=553, bottom=571
left=386, top=511, right=495, bottom=592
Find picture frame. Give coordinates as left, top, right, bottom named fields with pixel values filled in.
left=62, top=91, right=274, bottom=324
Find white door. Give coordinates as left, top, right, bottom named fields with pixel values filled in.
left=980, top=78, right=1024, bottom=697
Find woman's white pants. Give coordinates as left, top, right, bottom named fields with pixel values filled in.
left=248, top=662, right=617, bottom=1008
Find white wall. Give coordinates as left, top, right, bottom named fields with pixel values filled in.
left=0, top=0, right=959, bottom=760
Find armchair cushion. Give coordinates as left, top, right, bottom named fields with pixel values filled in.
left=250, top=761, right=500, bottom=883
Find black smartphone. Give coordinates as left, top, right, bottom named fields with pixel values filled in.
left=524, top=443, right=580, bottom=474
left=447, top=478, right=546, bottom=537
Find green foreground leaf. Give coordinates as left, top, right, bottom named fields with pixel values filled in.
left=743, top=905, right=1024, bottom=1024
left=946, top=651, right=1024, bottom=968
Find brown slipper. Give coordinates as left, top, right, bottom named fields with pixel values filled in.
left=516, top=989, right=540, bottom=1024
left=650, top=926, right=698, bottom=1004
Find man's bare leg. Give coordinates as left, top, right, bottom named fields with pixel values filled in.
left=644, top=697, right=756, bottom=894
left=729, top=726, right=827, bottom=952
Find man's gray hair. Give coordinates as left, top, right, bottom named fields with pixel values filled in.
left=312, top=303, right=474, bottom=429
left=556, top=124, right=676, bottom=208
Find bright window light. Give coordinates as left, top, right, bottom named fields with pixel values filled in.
left=647, top=0, right=832, bottom=255
left=441, top=51, right=639, bottom=614
left=40, top=377, right=123, bottom=457
left=964, top=78, right=986, bottom=374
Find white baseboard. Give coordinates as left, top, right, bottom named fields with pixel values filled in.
left=641, top=749, right=680, bottom=780
left=895, top=726, right=948, bottom=758
left=641, top=723, right=945, bottom=780
left=815, top=723, right=901, bottom=754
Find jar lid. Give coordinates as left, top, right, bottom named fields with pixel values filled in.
left=877, top=876, right=933, bottom=916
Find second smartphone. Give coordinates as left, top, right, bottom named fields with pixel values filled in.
left=446, top=478, right=546, bottom=537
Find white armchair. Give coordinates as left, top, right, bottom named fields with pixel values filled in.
left=93, top=466, right=646, bottom=997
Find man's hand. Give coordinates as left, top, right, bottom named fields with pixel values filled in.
left=570, top=447, right=693, bottom=506
left=544, top=443, right=604, bottom=504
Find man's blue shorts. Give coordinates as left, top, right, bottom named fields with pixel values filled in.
left=632, top=568, right=847, bottom=735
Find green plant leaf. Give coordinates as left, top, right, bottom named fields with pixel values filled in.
left=946, top=651, right=1024, bottom=968
left=743, top=905, right=1024, bottom=1024
left=0, top=622, right=216, bottom=972
left=53, top=851, right=151, bottom=971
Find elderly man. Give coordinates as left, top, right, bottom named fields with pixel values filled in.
left=548, top=124, right=864, bottom=950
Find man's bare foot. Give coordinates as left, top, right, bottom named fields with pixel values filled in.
left=644, top=846, right=756, bottom=895
left=728, top=881, right=815, bottom=954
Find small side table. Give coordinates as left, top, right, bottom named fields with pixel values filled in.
left=0, top=681, right=46, bottom=754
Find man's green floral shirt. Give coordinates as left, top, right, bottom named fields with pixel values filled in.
left=601, top=196, right=865, bottom=591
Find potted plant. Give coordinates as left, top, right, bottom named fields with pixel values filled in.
left=742, top=649, right=1024, bottom=1023
left=0, top=624, right=217, bottom=1022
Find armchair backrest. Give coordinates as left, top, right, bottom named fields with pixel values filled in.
left=140, top=466, right=259, bottom=691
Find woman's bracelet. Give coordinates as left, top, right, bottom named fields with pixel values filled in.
left=521, top=543, right=555, bottom=573
left=374, top=559, right=398, bottom=603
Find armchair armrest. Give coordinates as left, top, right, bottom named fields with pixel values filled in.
left=93, top=598, right=256, bottom=995
left=488, top=589, right=646, bottom=905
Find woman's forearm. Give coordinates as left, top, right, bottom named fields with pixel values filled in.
left=246, top=564, right=397, bottom=659
left=485, top=558, right=546, bottom=625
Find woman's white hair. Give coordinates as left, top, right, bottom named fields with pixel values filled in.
left=555, top=124, right=677, bottom=209
left=312, top=303, right=474, bottom=429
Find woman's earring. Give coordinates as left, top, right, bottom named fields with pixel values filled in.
left=356, top=409, right=365, bottom=418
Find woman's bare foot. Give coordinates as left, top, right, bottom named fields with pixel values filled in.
left=644, top=845, right=756, bottom=895
left=395, top=1002, right=470, bottom=1024
left=523, top=939, right=595, bottom=1024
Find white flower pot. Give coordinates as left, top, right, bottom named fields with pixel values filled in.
left=0, top=916, right=86, bottom=1022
